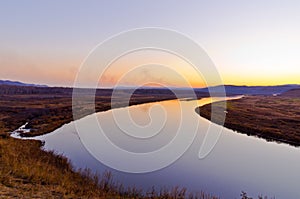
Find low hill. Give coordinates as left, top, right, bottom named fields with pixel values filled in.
left=197, top=84, right=300, bottom=96
left=280, top=88, right=300, bottom=97
left=0, top=80, right=47, bottom=87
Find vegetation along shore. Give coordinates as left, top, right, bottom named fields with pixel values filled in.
left=197, top=92, right=300, bottom=147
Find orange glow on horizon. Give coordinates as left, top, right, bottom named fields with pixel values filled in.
left=98, top=50, right=207, bottom=88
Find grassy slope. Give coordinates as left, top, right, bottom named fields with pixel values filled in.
left=0, top=134, right=106, bottom=198
left=197, top=96, right=300, bottom=146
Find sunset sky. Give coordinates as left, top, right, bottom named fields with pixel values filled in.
left=1, top=0, right=300, bottom=87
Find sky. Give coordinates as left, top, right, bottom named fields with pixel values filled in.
left=0, top=0, right=300, bottom=87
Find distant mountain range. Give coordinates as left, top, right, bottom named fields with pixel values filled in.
left=1, top=79, right=299, bottom=96
left=0, top=80, right=48, bottom=87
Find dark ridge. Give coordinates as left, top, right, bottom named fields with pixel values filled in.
left=0, top=80, right=48, bottom=87
left=280, top=88, right=300, bottom=97
left=196, top=84, right=300, bottom=95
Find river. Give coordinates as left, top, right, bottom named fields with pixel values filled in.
left=33, top=97, right=300, bottom=198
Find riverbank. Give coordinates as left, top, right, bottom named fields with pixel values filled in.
left=196, top=96, right=300, bottom=147
left=1, top=85, right=213, bottom=137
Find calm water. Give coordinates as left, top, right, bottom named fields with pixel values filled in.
left=34, top=97, right=300, bottom=198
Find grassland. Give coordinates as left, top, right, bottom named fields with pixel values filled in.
left=197, top=95, right=300, bottom=147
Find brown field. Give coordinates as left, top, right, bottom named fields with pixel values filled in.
left=1, top=85, right=201, bottom=137
left=197, top=96, right=300, bottom=146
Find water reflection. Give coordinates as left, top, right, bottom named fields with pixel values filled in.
left=35, top=97, right=300, bottom=199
